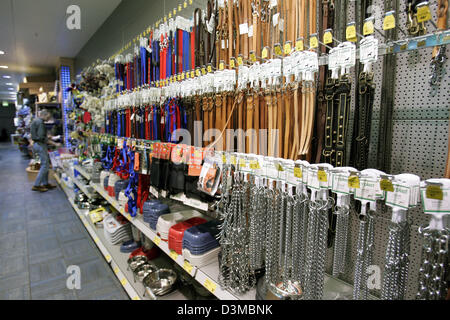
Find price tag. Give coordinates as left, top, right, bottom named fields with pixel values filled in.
left=204, top=279, right=217, bottom=293
left=417, top=4, right=431, bottom=23
left=153, top=236, right=161, bottom=245
left=323, top=31, right=333, bottom=44
left=169, top=250, right=179, bottom=260
left=189, top=0, right=193, bottom=4
left=261, top=47, right=269, bottom=59
left=348, top=175, right=361, bottom=189
left=219, top=62, right=225, bottom=70
left=284, top=42, right=292, bottom=54
left=249, top=51, right=257, bottom=62
left=94, top=237, right=99, bottom=243
left=229, top=58, right=235, bottom=68
left=294, top=167, right=302, bottom=178
left=239, top=158, right=247, bottom=168
left=207, top=65, right=213, bottom=73
left=346, top=24, right=357, bottom=42
left=113, top=267, right=119, bottom=274
left=183, top=260, right=194, bottom=274
left=186, top=71, right=190, bottom=79
left=178, top=4, right=182, bottom=11
left=105, top=254, right=111, bottom=262
left=309, top=36, right=318, bottom=49
left=274, top=44, right=282, bottom=56
left=201, top=67, right=207, bottom=75
left=173, top=8, right=177, bottom=15
left=230, top=155, right=236, bottom=165
left=196, top=68, right=201, bottom=77
left=383, top=13, right=396, bottom=30
left=317, top=170, right=328, bottom=183
left=181, top=72, right=185, bottom=80
left=132, top=296, right=140, bottom=300
left=222, top=154, right=227, bottom=164
left=177, top=73, right=182, bottom=81
left=426, top=185, right=443, bottom=200
left=275, top=162, right=284, bottom=172
left=120, top=278, right=127, bottom=286
left=168, top=12, right=172, bottom=18
left=295, top=39, right=304, bottom=51
left=363, top=20, right=375, bottom=35
left=184, top=1, right=187, bottom=8
left=380, top=179, right=394, bottom=192
left=190, top=70, right=195, bottom=78
left=250, top=160, right=260, bottom=170
left=237, top=56, right=243, bottom=66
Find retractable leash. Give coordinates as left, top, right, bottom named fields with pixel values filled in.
left=381, top=173, right=421, bottom=300
left=417, top=178, right=450, bottom=300
left=352, top=168, right=385, bottom=300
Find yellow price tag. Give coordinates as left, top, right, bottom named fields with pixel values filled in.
left=250, top=160, right=260, bottom=170
left=132, top=296, right=140, bottom=300
left=261, top=47, right=269, bottom=59
left=169, top=250, right=179, bottom=260
left=196, top=69, right=201, bottom=77
left=249, top=51, right=257, bottom=62
left=294, top=167, right=303, bottom=179
left=121, top=278, right=127, bottom=286
left=284, top=42, right=292, bottom=55
left=186, top=71, right=190, bottom=79
left=380, top=179, right=394, bottom=192
left=230, top=59, right=235, bottom=68
left=309, top=36, right=318, bottom=49
left=230, top=156, right=236, bottom=165
left=204, top=279, right=217, bottom=293
left=222, top=154, right=227, bottom=164
left=153, top=236, right=161, bottom=245
left=181, top=72, right=185, bottom=80
left=183, top=260, right=194, bottom=274
left=178, top=4, right=182, bottom=11
left=164, top=16, right=167, bottom=22
left=239, top=158, right=247, bottom=168
left=323, top=31, right=333, bottom=45
left=426, top=185, right=443, bottom=200
left=348, top=176, right=361, bottom=189
left=169, top=12, right=172, bottom=19
left=275, top=163, right=284, bottom=172
left=94, top=237, right=99, bottom=243
left=184, top=1, right=187, bottom=8
left=105, top=254, right=111, bottom=261
left=113, top=267, right=119, bottom=274
left=295, top=39, right=304, bottom=51
left=274, top=45, right=282, bottom=56
left=346, top=24, right=357, bottom=42
left=189, top=0, right=193, bottom=4
left=383, top=14, right=396, bottom=30
left=190, top=70, right=195, bottom=78
left=317, top=170, right=328, bottom=183
left=219, top=62, right=225, bottom=70
left=417, top=5, right=431, bottom=23
left=207, top=65, right=213, bottom=73
left=363, top=20, right=375, bottom=35
left=237, top=56, right=243, bottom=66
left=173, top=8, right=177, bottom=15
left=201, top=67, right=206, bottom=75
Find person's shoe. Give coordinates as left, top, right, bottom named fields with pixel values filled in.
left=32, top=186, right=49, bottom=192
left=43, top=184, right=57, bottom=190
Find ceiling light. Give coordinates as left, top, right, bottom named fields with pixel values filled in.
left=23, top=77, right=27, bottom=83
left=0, top=66, right=8, bottom=69
left=8, top=88, right=14, bottom=90
left=2, top=75, right=11, bottom=79
left=5, top=83, right=13, bottom=85
left=0, top=51, right=4, bottom=55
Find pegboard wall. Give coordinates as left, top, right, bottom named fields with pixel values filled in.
left=325, top=0, right=449, bottom=300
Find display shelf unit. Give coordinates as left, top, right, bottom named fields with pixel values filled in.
left=76, top=164, right=379, bottom=300
left=66, top=170, right=95, bottom=199
left=56, top=174, right=188, bottom=300
left=74, top=165, right=92, bottom=180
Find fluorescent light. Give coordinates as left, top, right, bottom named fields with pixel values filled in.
left=0, top=51, right=4, bottom=55
left=5, top=83, right=13, bottom=85
left=2, top=75, right=11, bottom=79
left=0, top=66, right=8, bottom=69
left=8, top=88, right=14, bottom=90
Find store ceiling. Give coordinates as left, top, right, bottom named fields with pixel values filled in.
left=0, top=0, right=122, bottom=102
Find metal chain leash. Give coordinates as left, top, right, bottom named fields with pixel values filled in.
left=332, top=203, right=350, bottom=277
left=416, top=226, right=449, bottom=300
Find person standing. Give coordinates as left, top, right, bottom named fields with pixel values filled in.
left=30, top=109, right=60, bottom=192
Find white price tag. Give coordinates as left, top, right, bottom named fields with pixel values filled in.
left=239, top=23, right=249, bottom=35
left=360, top=37, right=378, bottom=64
left=272, top=13, right=279, bottom=26
left=421, top=188, right=450, bottom=213
left=248, top=25, right=254, bottom=38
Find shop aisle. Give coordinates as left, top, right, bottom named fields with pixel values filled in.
left=0, top=143, right=129, bottom=300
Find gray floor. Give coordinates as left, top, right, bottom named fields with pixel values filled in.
left=0, top=142, right=129, bottom=300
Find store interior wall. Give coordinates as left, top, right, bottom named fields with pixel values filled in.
left=75, top=0, right=205, bottom=73
left=0, top=103, right=17, bottom=141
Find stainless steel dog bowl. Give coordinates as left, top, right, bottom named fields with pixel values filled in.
left=133, top=263, right=158, bottom=282
left=127, top=256, right=148, bottom=272
left=143, top=268, right=177, bottom=297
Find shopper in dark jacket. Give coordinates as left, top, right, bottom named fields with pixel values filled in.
left=30, top=110, right=60, bottom=192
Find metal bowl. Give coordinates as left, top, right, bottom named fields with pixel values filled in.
left=143, top=268, right=177, bottom=297
left=127, top=256, right=148, bottom=272
left=133, top=263, right=158, bottom=282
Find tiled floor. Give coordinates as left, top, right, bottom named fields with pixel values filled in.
left=0, top=143, right=129, bottom=300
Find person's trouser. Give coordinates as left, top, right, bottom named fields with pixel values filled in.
left=33, top=142, right=49, bottom=187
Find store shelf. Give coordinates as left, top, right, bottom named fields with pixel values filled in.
left=66, top=170, right=95, bottom=198
left=56, top=174, right=187, bottom=301
left=74, top=165, right=92, bottom=181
